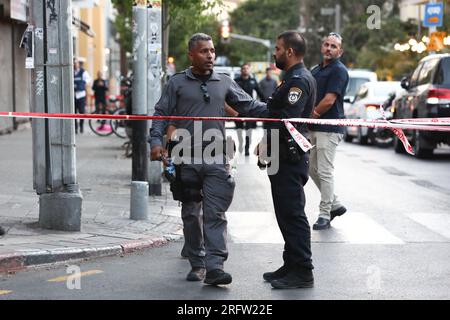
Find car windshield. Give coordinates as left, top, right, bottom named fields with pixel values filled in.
left=346, top=77, right=370, bottom=97
left=373, top=84, right=398, bottom=97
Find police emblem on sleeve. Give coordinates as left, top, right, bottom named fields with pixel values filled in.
left=288, top=87, right=303, bottom=105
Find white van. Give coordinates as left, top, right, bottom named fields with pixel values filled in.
left=344, top=69, right=378, bottom=114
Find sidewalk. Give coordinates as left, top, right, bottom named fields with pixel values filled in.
left=0, top=126, right=183, bottom=273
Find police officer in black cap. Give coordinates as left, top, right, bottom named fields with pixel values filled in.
left=262, top=30, right=316, bottom=289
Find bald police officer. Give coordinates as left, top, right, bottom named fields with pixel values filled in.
left=263, top=30, right=316, bottom=289
left=149, top=33, right=268, bottom=286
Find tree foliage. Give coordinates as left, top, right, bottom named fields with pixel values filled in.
left=110, top=0, right=221, bottom=71
left=227, top=0, right=420, bottom=79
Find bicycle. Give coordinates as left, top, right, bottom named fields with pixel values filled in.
left=88, top=96, right=121, bottom=137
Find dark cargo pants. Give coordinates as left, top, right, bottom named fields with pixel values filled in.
left=180, top=163, right=235, bottom=271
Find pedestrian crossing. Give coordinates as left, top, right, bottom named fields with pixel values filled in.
left=226, top=211, right=450, bottom=244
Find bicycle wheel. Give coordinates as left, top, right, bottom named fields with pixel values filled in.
left=88, top=110, right=114, bottom=136
left=111, top=107, right=128, bottom=139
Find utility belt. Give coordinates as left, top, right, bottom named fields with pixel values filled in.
left=165, top=139, right=234, bottom=203
left=169, top=163, right=203, bottom=203
left=275, top=126, right=308, bottom=164
left=278, top=134, right=306, bottom=163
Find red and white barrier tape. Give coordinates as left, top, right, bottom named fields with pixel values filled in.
left=1, top=111, right=450, bottom=156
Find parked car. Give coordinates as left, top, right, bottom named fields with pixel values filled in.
left=345, top=81, right=401, bottom=145
left=344, top=69, right=378, bottom=115
left=393, top=53, right=450, bottom=158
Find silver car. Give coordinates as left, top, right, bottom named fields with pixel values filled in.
left=345, top=81, right=401, bottom=145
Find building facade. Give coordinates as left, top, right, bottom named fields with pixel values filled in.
left=0, top=0, right=31, bottom=134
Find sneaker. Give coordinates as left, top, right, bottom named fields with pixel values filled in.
left=263, top=265, right=289, bottom=282
left=186, top=267, right=206, bottom=281
left=330, top=206, right=347, bottom=221
left=204, top=269, right=232, bottom=285
left=271, top=269, right=314, bottom=289
left=312, top=217, right=330, bottom=230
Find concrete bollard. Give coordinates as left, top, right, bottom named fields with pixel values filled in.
left=130, top=181, right=149, bottom=220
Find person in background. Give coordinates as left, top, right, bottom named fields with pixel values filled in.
left=234, top=63, right=265, bottom=156
left=92, top=71, right=109, bottom=130
left=259, top=67, right=278, bottom=103
left=73, top=59, right=92, bottom=134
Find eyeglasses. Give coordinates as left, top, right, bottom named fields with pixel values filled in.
left=328, top=32, right=343, bottom=41
left=200, top=83, right=210, bottom=103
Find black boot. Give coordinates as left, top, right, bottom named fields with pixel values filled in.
left=0, top=226, right=5, bottom=236
left=263, top=264, right=289, bottom=282
left=204, top=269, right=232, bottom=285
left=271, top=268, right=314, bottom=289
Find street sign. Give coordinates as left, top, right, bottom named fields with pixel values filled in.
left=423, top=2, right=444, bottom=27
left=321, top=8, right=335, bottom=15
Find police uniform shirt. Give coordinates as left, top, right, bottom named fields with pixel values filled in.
left=267, top=62, right=316, bottom=133
left=149, top=67, right=268, bottom=148
left=310, top=59, right=349, bottom=133
left=234, top=76, right=265, bottom=100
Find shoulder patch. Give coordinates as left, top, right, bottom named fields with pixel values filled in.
left=288, top=87, right=303, bottom=105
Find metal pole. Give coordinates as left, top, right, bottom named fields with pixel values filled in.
left=147, top=2, right=163, bottom=196
left=429, top=0, right=437, bottom=55
left=31, top=0, right=82, bottom=231
left=130, top=3, right=148, bottom=220
left=335, top=4, right=341, bottom=34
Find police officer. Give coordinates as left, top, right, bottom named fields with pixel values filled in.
left=149, top=33, right=267, bottom=286
left=234, top=63, right=265, bottom=155
left=73, top=59, right=91, bottom=134
left=262, top=30, right=316, bottom=289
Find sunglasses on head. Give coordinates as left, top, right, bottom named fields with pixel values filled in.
left=200, top=83, right=210, bottom=103
left=328, top=32, right=342, bottom=41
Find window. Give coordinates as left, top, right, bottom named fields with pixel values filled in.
left=418, top=59, right=439, bottom=86
left=410, top=62, right=423, bottom=88
left=346, top=77, right=370, bottom=97
left=434, top=58, right=450, bottom=85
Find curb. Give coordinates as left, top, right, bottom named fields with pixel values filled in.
left=0, top=234, right=182, bottom=274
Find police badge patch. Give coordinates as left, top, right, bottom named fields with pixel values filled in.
left=288, top=87, right=303, bottom=105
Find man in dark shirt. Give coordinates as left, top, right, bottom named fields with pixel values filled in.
left=259, top=67, right=278, bottom=102
left=234, top=63, right=265, bottom=156
left=92, top=71, right=109, bottom=111
left=309, top=32, right=349, bottom=230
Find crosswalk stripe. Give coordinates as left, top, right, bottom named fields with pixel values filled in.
left=408, top=213, right=450, bottom=239
left=227, top=211, right=405, bottom=244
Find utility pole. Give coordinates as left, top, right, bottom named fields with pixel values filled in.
left=147, top=1, right=163, bottom=196
left=30, top=0, right=82, bottom=231
left=335, top=4, right=341, bottom=34
left=130, top=1, right=149, bottom=220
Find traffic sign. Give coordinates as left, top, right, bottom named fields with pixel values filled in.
left=423, top=2, right=444, bottom=28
